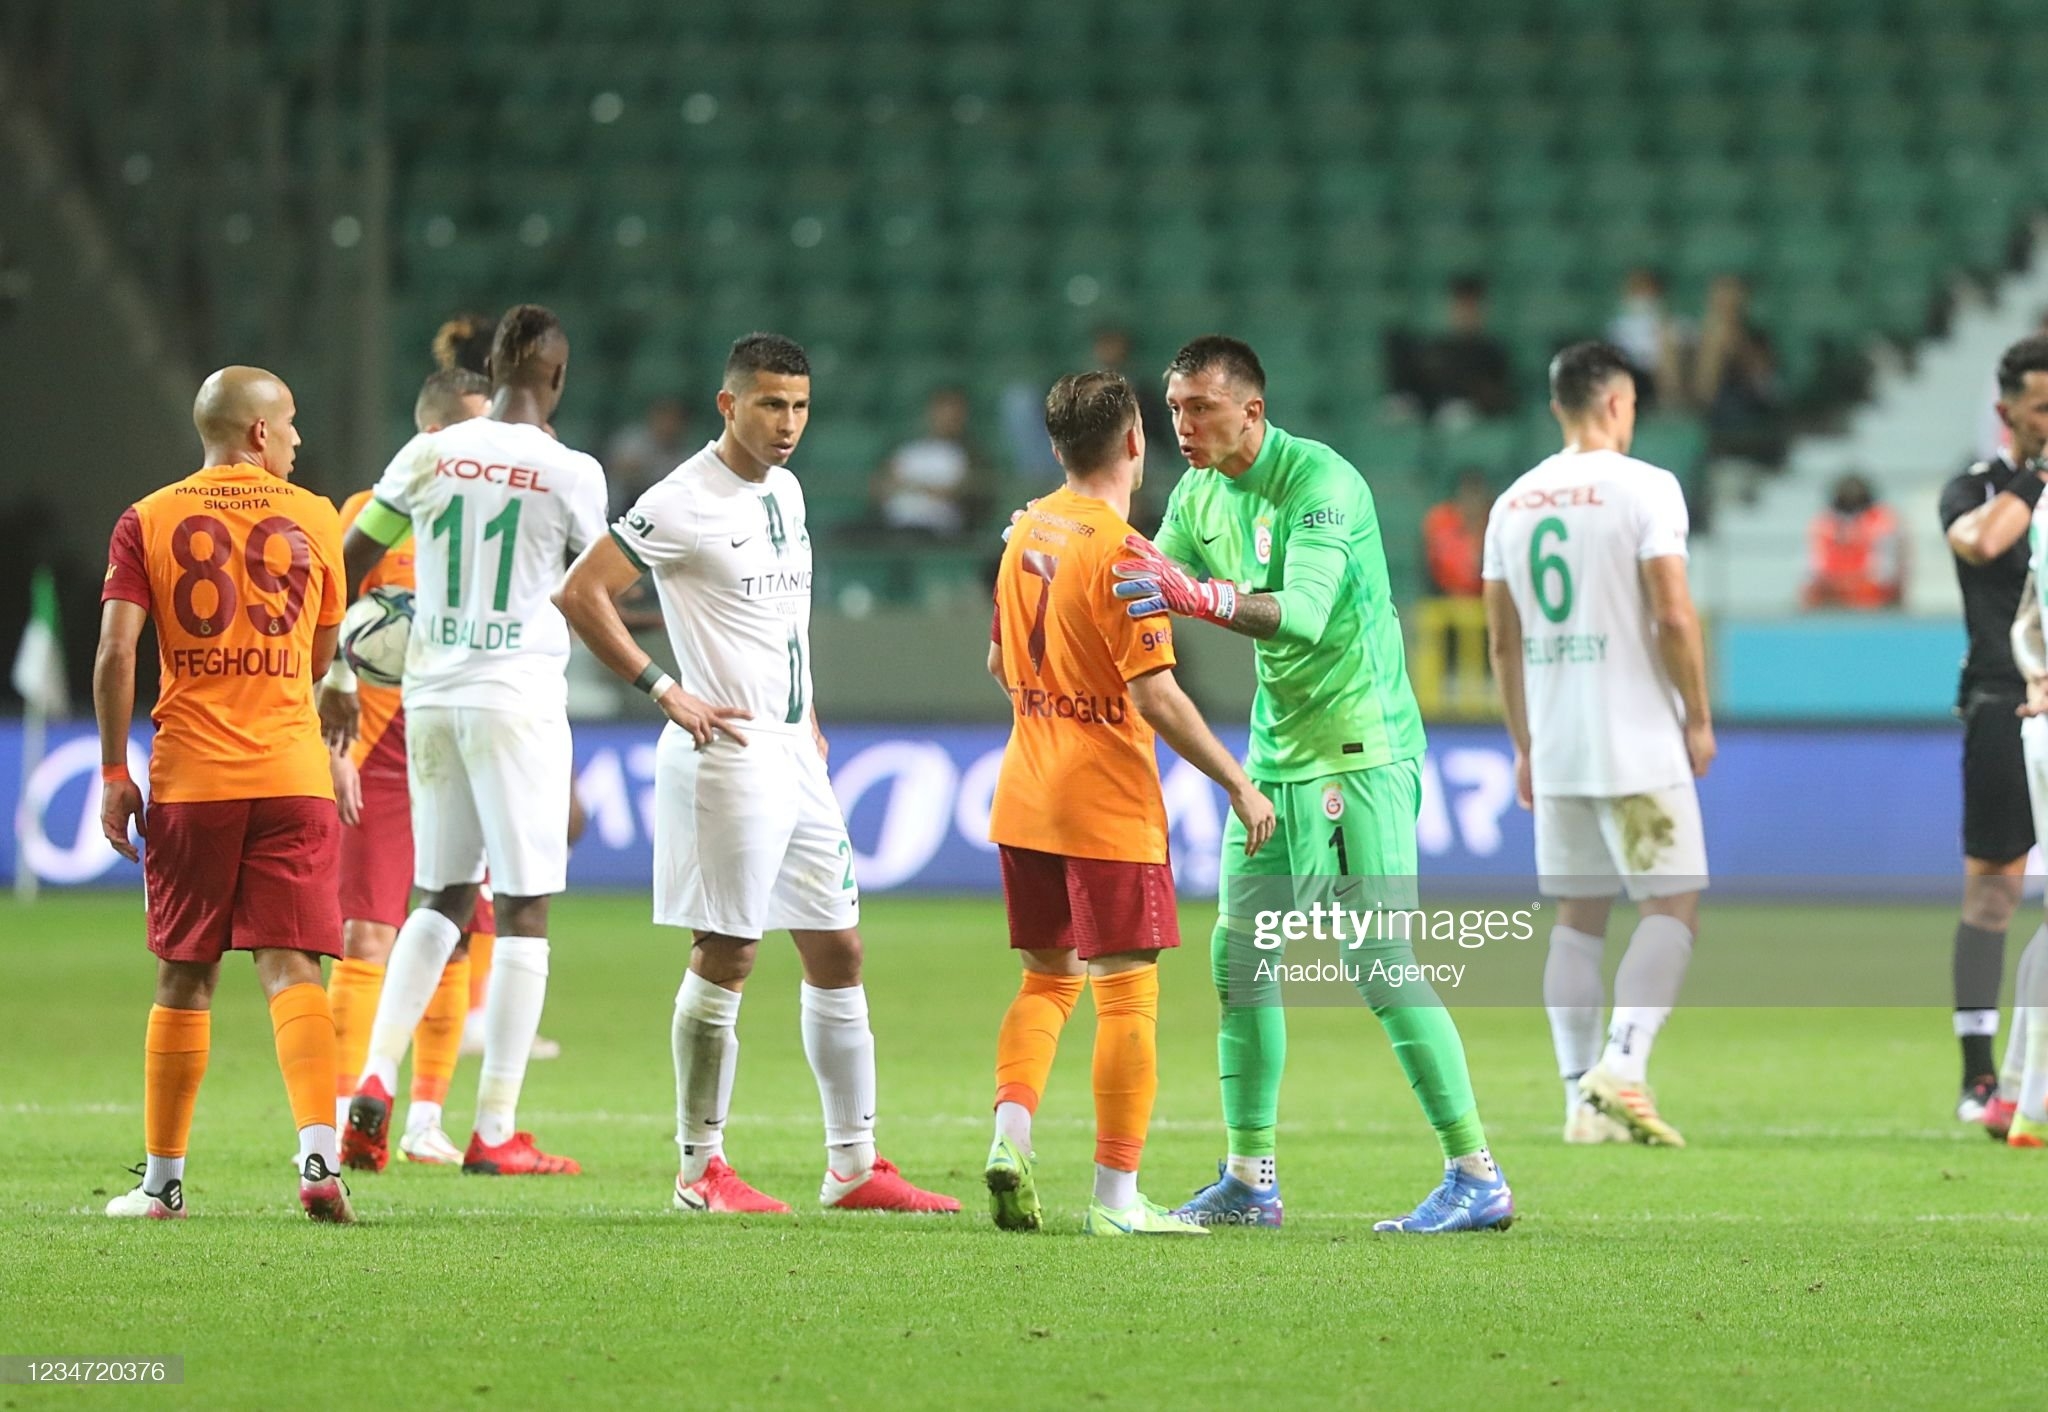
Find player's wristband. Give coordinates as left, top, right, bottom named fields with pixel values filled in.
left=632, top=661, right=666, bottom=695
left=1203, top=580, right=1239, bottom=623
left=101, top=763, right=130, bottom=785
left=323, top=653, right=358, bottom=692
left=2009, top=464, right=2047, bottom=509
left=647, top=673, right=676, bottom=702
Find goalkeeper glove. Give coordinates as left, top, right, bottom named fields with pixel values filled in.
left=1111, top=534, right=1238, bottom=625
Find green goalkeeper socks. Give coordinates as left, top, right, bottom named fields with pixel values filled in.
left=1212, top=917, right=1286, bottom=1155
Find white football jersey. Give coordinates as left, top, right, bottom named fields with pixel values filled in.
left=1482, top=448, right=1693, bottom=796
left=612, top=442, right=816, bottom=734
left=371, top=418, right=608, bottom=714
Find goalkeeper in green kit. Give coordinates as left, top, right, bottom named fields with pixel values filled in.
left=1110, top=336, right=1511, bottom=1233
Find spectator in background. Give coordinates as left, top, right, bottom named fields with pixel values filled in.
left=1387, top=274, right=1516, bottom=422
left=1804, top=473, right=1904, bottom=609
left=1694, top=275, right=1788, bottom=468
left=604, top=395, right=691, bottom=519
left=1422, top=468, right=1492, bottom=598
left=1606, top=267, right=1691, bottom=409
left=873, top=385, right=989, bottom=537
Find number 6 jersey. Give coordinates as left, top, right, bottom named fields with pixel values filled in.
left=102, top=462, right=346, bottom=803
left=609, top=441, right=819, bottom=735
left=370, top=419, right=608, bottom=715
left=1481, top=447, right=1693, bottom=797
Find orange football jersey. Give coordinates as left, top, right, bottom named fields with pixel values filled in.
left=103, top=463, right=346, bottom=804
left=337, top=490, right=413, bottom=778
left=987, top=487, right=1176, bottom=863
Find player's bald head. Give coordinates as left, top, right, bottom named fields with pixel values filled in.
left=193, top=365, right=292, bottom=447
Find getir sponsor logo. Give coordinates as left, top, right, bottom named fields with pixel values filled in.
left=434, top=459, right=553, bottom=491
left=1506, top=485, right=1605, bottom=510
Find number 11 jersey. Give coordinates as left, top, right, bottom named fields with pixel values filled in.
left=1481, top=448, right=1693, bottom=797
left=370, top=418, right=607, bottom=715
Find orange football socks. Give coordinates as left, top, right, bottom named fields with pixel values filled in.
left=993, top=970, right=1086, bottom=1119
left=466, top=931, right=494, bottom=1010
left=269, top=982, right=340, bottom=1155
left=327, top=957, right=385, bottom=1100
left=1089, top=965, right=1160, bottom=1176
left=144, top=1004, right=210, bottom=1168
left=411, top=956, right=469, bottom=1107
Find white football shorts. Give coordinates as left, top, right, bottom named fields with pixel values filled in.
left=2020, top=714, right=2048, bottom=846
left=654, top=723, right=860, bottom=938
left=406, top=704, right=571, bottom=898
left=1534, top=781, right=1708, bottom=901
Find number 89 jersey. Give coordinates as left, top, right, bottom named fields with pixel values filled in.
left=102, top=463, right=346, bottom=804
left=1481, top=448, right=1693, bottom=797
left=371, top=419, right=608, bottom=715
left=610, top=443, right=819, bottom=734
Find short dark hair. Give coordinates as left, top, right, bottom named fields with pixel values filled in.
left=1045, top=370, right=1138, bottom=472
left=1166, top=334, right=1266, bottom=394
left=1549, top=340, right=1635, bottom=414
left=1998, top=335, right=2048, bottom=398
left=415, top=367, right=488, bottom=428
left=725, top=332, right=810, bottom=386
left=432, top=312, right=495, bottom=375
left=1450, top=273, right=1490, bottom=301
left=488, top=304, right=565, bottom=386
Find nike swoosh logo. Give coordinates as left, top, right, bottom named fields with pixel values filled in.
left=731, top=535, right=754, bottom=548
left=1200, top=533, right=1221, bottom=545
left=859, top=1112, right=875, bottom=1124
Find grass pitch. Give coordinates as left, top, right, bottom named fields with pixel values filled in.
left=4, top=894, right=2045, bottom=1410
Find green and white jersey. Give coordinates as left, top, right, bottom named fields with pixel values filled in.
left=610, top=441, right=816, bottom=734
left=1154, top=423, right=1425, bottom=783
left=1481, top=447, right=1692, bottom=796
left=371, top=419, right=608, bottom=715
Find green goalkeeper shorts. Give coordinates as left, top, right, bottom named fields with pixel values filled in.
left=1218, top=757, right=1422, bottom=918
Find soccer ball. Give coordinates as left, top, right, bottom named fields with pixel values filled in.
left=339, top=586, right=414, bottom=688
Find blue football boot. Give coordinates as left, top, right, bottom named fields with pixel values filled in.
left=1170, top=1161, right=1284, bottom=1227
left=1372, top=1162, right=1514, bottom=1233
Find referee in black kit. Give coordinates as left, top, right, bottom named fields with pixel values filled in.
left=1940, top=334, right=2048, bottom=1126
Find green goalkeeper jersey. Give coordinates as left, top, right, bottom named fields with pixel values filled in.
left=1154, top=422, right=1426, bottom=783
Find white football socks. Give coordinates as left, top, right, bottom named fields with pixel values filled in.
left=2000, top=925, right=2046, bottom=1102
left=1093, top=1163, right=1137, bottom=1209
left=2018, top=926, right=2048, bottom=1123
left=674, top=969, right=742, bottom=1183
left=1544, top=924, right=1606, bottom=1112
left=1601, top=913, right=1695, bottom=1084
left=298, top=1123, right=338, bottom=1172
left=144, top=1154, right=184, bottom=1191
left=1225, top=1153, right=1276, bottom=1190
left=994, top=1101, right=1033, bottom=1151
left=405, top=1100, right=443, bottom=1136
left=800, top=982, right=877, bottom=1178
left=473, top=935, right=549, bottom=1148
left=359, top=908, right=462, bottom=1095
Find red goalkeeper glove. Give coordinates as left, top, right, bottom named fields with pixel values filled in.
left=1111, top=534, right=1238, bottom=625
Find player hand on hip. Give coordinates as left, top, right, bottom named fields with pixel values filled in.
left=658, top=682, right=751, bottom=749
left=1111, top=534, right=1238, bottom=625
left=2021, top=673, right=2048, bottom=718
left=1229, top=781, right=1277, bottom=857
left=1685, top=719, right=1717, bottom=777
left=317, top=682, right=360, bottom=751
left=328, top=746, right=363, bottom=828
left=100, top=772, right=145, bottom=863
